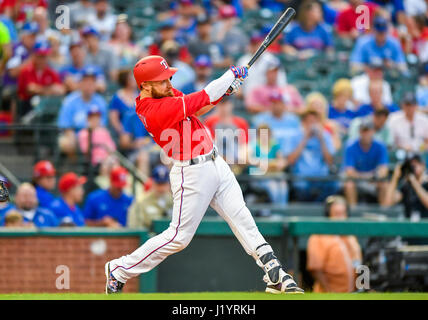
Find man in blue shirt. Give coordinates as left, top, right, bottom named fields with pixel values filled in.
left=32, top=160, right=57, bottom=209
left=282, top=1, right=334, bottom=59
left=1, top=183, right=59, bottom=228
left=58, top=66, right=108, bottom=157
left=60, top=39, right=106, bottom=93
left=284, top=110, right=338, bottom=202
left=84, top=166, right=133, bottom=227
left=350, top=16, right=407, bottom=73
left=49, top=172, right=86, bottom=227
left=343, top=118, right=389, bottom=206
left=253, top=91, right=301, bottom=152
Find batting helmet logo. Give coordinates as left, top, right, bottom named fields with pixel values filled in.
left=133, top=55, right=178, bottom=87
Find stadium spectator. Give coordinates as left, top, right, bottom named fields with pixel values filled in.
left=169, top=0, right=201, bottom=44
left=249, top=124, right=288, bottom=206
left=127, top=165, right=173, bottom=229
left=83, top=166, right=133, bottom=228
left=204, top=98, right=249, bottom=170
left=14, top=0, right=48, bottom=25
left=46, top=32, right=67, bottom=72
left=60, top=39, right=106, bottom=93
left=416, top=62, right=428, bottom=112
left=351, top=59, right=393, bottom=106
left=78, top=105, right=116, bottom=166
left=187, top=17, right=231, bottom=69
left=82, top=26, right=119, bottom=81
left=306, top=92, right=342, bottom=151
left=119, top=111, right=154, bottom=178
left=32, top=160, right=57, bottom=209
left=343, top=118, right=389, bottom=206
left=3, top=21, right=38, bottom=87
left=246, top=58, right=304, bottom=113
left=108, top=68, right=137, bottom=137
left=161, top=39, right=195, bottom=92
left=146, top=19, right=191, bottom=63
left=0, top=4, right=17, bottom=43
left=57, top=66, right=108, bottom=157
left=69, top=0, right=95, bottom=29
left=367, top=0, right=406, bottom=25
left=335, top=0, right=379, bottom=39
left=252, top=90, right=301, bottom=152
left=236, top=31, right=287, bottom=95
left=87, top=0, right=117, bottom=42
left=348, top=108, right=393, bottom=148
left=49, top=172, right=86, bottom=227
left=32, top=6, right=57, bottom=41
left=0, top=20, right=11, bottom=74
left=108, top=14, right=143, bottom=68
left=282, top=0, right=334, bottom=59
left=328, top=79, right=358, bottom=131
left=307, top=195, right=362, bottom=292
left=181, top=54, right=214, bottom=94
left=384, top=153, right=428, bottom=219
left=388, top=92, right=428, bottom=152
left=212, top=4, right=249, bottom=59
left=356, top=80, right=400, bottom=117
left=285, top=109, right=338, bottom=202
left=2, top=209, right=27, bottom=228
left=350, top=16, right=407, bottom=73
left=17, top=39, right=65, bottom=118
left=3, top=182, right=58, bottom=227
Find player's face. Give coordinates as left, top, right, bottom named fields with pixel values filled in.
left=149, top=79, right=174, bottom=98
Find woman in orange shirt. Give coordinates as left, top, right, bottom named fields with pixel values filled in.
left=306, top=196, right=362, bottom=292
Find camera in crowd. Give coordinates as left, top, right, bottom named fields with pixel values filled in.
left=395, top=150, right=424, bottom=179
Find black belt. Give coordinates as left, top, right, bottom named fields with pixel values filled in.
left=189, top=147, right=218, bottom=165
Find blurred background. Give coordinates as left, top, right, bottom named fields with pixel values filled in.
left=0, top=0, right=428, bottom=294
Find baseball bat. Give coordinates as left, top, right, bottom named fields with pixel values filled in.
left=227, top=7, right=296, bottom=93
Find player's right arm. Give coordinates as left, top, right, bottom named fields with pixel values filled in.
left=148, top=66, right=248, bottom=127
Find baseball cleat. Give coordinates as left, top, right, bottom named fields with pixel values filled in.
left=264, top=273, right=304, bottom=294
left=105, top=262, right=124, bottom=294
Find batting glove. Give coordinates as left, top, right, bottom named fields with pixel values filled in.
left=230, top=65, right=249, bottom=80
left=226, top=78, right=244, bottom=96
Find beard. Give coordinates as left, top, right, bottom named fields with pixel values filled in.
left=151, top=85, right=174, bottom=99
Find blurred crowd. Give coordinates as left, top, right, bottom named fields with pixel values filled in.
left=1, top=0, right=428, bottom=229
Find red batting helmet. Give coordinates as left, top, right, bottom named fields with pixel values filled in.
left=133, top=55, right=178, bottom=87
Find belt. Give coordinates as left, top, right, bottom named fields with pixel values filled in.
left=173, top=146, right=218, bottom=167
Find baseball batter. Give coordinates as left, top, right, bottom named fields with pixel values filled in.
left=105, top=55, right=303, bottom=294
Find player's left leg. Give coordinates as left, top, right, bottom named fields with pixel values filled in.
left=210, top=156, right=303, bottom=294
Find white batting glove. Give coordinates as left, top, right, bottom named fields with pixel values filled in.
left=225, top=78, right=244, bottom=96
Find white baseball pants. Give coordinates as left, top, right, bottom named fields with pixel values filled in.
left=110, top=155, right=268, bottom=283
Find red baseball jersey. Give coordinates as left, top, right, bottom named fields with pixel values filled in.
left=135, top=88, right=214, bottom=161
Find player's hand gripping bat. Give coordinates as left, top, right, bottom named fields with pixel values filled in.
left=226, top=7, right=296, bottom=94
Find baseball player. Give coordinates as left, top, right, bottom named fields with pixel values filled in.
left=105, top=55, right=303, bottom=294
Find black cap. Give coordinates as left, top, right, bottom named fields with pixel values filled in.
left=401, top=92, right=417, bottom=105
left=373, top=108, right=390, bottom=117
left=359, top=117, right=374, bottom=130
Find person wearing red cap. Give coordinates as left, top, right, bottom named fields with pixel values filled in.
left=32, top=160, right=57, bottom=210
left=83, top=166, right=133, bottom=228
left=49, top=172, right=86, bottom=227
left=17, top=40, right=65, bottom=117
left=105, top=55, right=303, bottom=295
